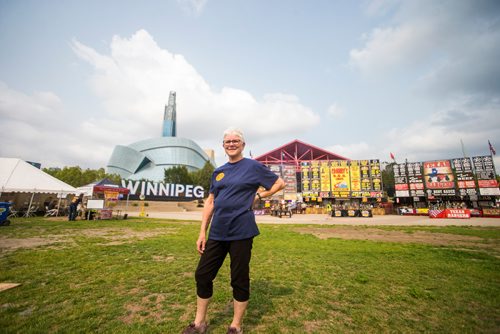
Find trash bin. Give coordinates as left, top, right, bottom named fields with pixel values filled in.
left=0, top=202, right=12, bottom=226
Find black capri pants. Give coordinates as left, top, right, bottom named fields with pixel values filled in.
left=195, top=237, right=254, bottom=302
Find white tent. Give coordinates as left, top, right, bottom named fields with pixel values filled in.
left=0, top=158, right=78, bottom=216
left=0, top=158, right=77, bottom=194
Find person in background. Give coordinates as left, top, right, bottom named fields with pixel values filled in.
left=68, top=194, right=83, bottom=221
left=182, top=127, right=285, bottom=334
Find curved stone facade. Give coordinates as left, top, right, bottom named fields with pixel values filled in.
left=107, top=137, right=214, bottom=182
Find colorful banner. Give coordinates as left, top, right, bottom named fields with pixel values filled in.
left=423, top=160, right=456, bottom=196
left=300, top=162, right=311, bottom=196
left=370, top=159, right=382, bottom=192
left=310, top=161, right=320, bottom=196
left=407, top=162, right=425, bottom=197
left=350, top=160, right=361, bottom=192
left=451, top=157, right=478, bottom=197
left=472, top=156, right=500, bottom=195
left=320, top=161, right=331, bottom=196
left=330, top=161, right=350, bottom=196
left=282, top=165, right=297, bottom=194
left=268, top=165, right=283, bottom=199
left=360, top=160, right=371, bottom=191
left=394, top=163, right=409, bottom=197
left=429, top=209, right=471, bottom=219
left=104, top=190, right=119, bottom=201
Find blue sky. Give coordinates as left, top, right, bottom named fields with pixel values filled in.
left=1, top=0, right=499, bottom=171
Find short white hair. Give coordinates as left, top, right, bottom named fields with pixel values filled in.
left=223, top=127, right=245, bottom=143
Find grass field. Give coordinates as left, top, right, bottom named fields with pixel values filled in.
left=0, top=217, right=499, bottom=333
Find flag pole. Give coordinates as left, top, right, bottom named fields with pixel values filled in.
left=488, top=140, right=496, bottom=156
left=460, top=139, right=468, bottom=158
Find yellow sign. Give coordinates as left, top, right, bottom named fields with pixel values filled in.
left=320, top=162, right=331, bottom=192
left=350, top=160, right=361, bottom=191
left=330, top=161, right=350, bottom=191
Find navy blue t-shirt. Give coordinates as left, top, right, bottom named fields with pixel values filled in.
left=208, top=158, right=278, bottom=241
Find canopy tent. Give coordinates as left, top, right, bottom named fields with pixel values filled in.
left=76, top=178, right=131, bottom=217
left=0, top=157, right=78, bottom=216
left=76, top=178, right=130, bottom=197
left=0, top=158, right=77, bottom=195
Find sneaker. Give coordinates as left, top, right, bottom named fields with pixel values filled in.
left=182, top=322, right=208, bottom=334
left=227, top=327, right=243, bottom=334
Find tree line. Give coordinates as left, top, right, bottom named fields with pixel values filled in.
left=43, top=161, right=216, bottom=194
left=43, top=167, right=121, bottom=188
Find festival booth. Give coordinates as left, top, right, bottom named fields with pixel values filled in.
left=0, top=158, right=77, bottom=217
left=76, top=179, right=130, bottom=219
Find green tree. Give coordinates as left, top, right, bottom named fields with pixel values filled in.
left=190, top=161, right=215, bottom=194
left=44, top=166, right=121, bottom=187
left=382, top=162, right=395, bottom=197
left=163, top=162, right=215, bottom=198
left=164, top=166, right=193, bottom=185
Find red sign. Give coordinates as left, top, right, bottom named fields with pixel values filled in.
left=478, top=180, right=499, bottom=188
left=429, top=209, right=471, bottom=219
left=395, top=184, right=409, bottom=190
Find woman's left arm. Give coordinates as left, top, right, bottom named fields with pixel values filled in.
left=255, top=177, right=285, bottom=201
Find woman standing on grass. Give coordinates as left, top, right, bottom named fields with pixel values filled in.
left=182, top=127, right=285, bottom=334
left=68, top=194, right=83, bottom=221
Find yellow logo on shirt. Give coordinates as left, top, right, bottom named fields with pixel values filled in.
left=215, top=172, right=225, bottom=181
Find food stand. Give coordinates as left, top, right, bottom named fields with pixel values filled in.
left=77, top=179, right=130, bottom=219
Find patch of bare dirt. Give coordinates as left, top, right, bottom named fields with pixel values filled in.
left=120, top=293, right=170, bottom=324
left=0, top=237, right=67, bottom=250
left=0, top=228, right=178, bottom=251
left=295, top=227, right=500, bottom=253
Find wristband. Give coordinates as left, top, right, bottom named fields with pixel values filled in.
left=256, top=193, right=262, bottom=200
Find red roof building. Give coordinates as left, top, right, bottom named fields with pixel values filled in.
left=254, top=139, right=349, bottom=170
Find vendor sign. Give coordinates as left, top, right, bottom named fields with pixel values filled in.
left=483, top=208, right=500, bottom=217
left=331, top=161, right=350, bottom=192
left=360, top=160, right=371, bottom=191
left=301, top=162, right=311, bottom=196
left=104, top=190, right=119, bottom=201
left=350, top=160, right=361, bottom=191
left=283, top=165, right=297, bottom=193
left=394, top=163, right=410, bottom=197
left=429, top=209, right=471, bottom=219
left=407, top=162, right=425, bottom=197
left=370, top=160, right=382, bottom=192
left=423, top=160, right=456, bottom=196
left=473, top=156, right=500, bottom=196
left=320, top=161, right=331, bottom=195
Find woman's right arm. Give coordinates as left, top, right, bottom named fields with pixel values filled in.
left=197, top=193, right=214, bottom=255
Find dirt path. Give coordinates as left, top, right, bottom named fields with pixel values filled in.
left=128, top=211, right=500, bottom=226
left=295, top=226, right=499, bottom=254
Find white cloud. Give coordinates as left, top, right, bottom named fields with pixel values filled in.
left=349, top=0, right=500, bottom=172
left=176, top=0, right=208, bottom=16
left=0, top=29, right=320, bottom=168
left=326, top=103, right=344, bottom=119
left=384, top=97, right=500, bottom=163
left=325, top=142, right=372, bottom=160
left=71, top=30, right=319, bottom=142
left=0, top=81, right=100, bottom=167
left=350, top=0, right=500, bottom=79
left=349, top=23, right=435, bottom=73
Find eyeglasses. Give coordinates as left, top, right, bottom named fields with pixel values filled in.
left=223, top=139, right=242, bottom=146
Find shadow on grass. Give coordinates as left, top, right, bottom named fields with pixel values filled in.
left=208, top=279, right=293, bottom=331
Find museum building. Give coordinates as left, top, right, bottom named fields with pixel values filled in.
left=106, top=92, right=215, bottom=182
